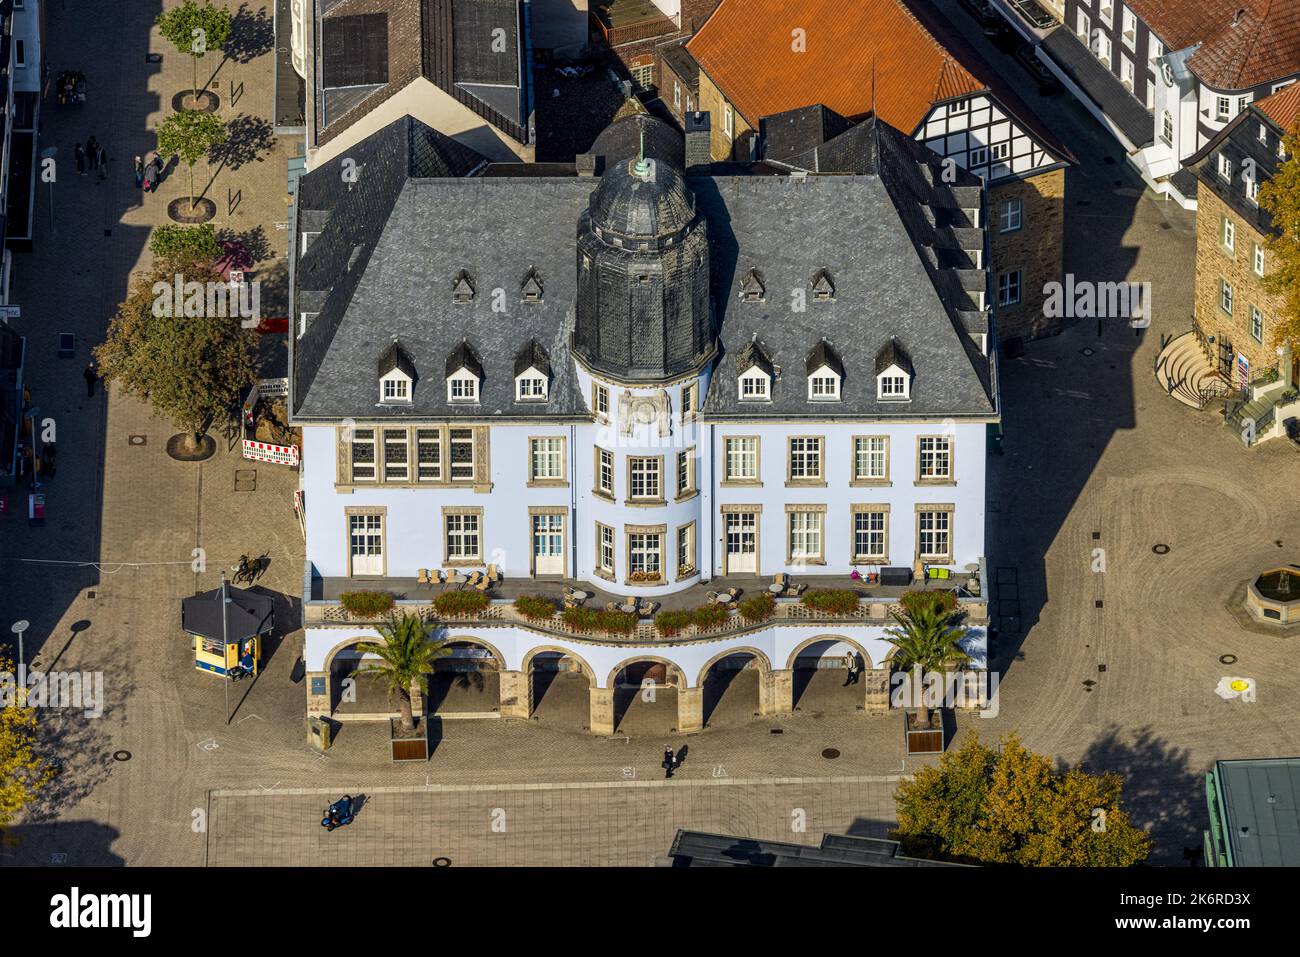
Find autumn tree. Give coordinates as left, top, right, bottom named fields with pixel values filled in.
left=94, top=258, right=256, bottom=454
left=893, top=733, right=1153, bottom=866
left=1258, top=118, right=1300, bottom=351
left=1, top=656, right=56, bottom=830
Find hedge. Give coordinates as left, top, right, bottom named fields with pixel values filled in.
left=514, top=595, right=557, bottom=621
left=899, top=589, right=957, bottom=618
left=339, top=590, right=394, bottom=619
left=562, top=606, right=638, bottom=635
left=434, top=590, right=490, bottom=617
left=654, top=603, right=732, bottom=637
left=800, top=589, right=860, bottom=616
left=738, top=591, right=777, bottom=623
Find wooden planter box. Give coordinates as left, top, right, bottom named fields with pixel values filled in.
left=390, top=717, right=429, bottom=762
left=904, top=710, right=946, bottom=755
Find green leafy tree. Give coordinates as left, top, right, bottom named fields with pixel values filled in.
left=885, top=590, right=969, bottom=729
left=1259, top=118, right=1300, bottom=352
left=1, top=656, right=56, bottom=830
left=94, top=259, right=256, bottom=453
left=894, top=733, right=1154, bottom=866
left=156, top=110, right=228, bottom=213
left=156, top=0, right=232, bottom=103
left=355, top=613, right=450, bottom=733
left=149, top=223, right=220, bottom=265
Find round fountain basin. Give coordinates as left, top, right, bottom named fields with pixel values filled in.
left=1246, top=567, right=1300, bottom=625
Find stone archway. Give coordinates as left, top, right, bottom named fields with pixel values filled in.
left=697, top=647, right=771, bottom=728
left=787, top=635, right=873, bottom=713
left=427, top=637, right=506, bottom=717
left=522, top=646, right=596, bottom=729
left=605, top=656, right=685, bottom=736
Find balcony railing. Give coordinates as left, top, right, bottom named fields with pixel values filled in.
left=591, top=2, right=680, bottom=47
left=304, top=593, right=990, bottom=643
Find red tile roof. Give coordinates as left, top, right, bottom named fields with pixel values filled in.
left=1129, top=0, right=1300, bottom=90
left=1254, top=80, right=1300, bottom=131
left=686, top=0, right=983, bottom=133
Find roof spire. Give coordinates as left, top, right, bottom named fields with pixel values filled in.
left=634, top=127, right=651, bottom=178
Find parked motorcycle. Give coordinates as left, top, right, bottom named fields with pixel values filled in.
left=321, top=795, right=356, bottom=831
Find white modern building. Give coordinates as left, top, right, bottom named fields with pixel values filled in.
left=289, top=110, right=997, bottom=733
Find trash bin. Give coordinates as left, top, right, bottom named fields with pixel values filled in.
left=308, top=715, right=332, bottom=751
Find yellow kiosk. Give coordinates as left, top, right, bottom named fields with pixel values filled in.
left=182, top=576, right=275, bottom=678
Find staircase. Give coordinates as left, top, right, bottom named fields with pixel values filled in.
left=1154, top=332, right=1223, bottom=409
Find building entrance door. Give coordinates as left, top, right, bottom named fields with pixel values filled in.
left=533, top=513, right=564, bottom=576
left=349, top=514, right=383, bottom=576
left=725, top=512, right=757, bottom=574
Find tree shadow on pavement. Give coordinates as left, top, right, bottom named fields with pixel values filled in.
left=208, top=114, right=276, bottom=171
left=217, top=224, right=270, bottom=264
left=225, top=3, right=275, bottom=65
left=1078, top=724, right=1203, bottom=864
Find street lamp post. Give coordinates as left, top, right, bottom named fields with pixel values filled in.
left=11, top=620, right=30, bottom=706
left=38, top=147, right=57, bottom=237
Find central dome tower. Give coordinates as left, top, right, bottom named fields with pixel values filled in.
left=574, top=118, right=714, bottom=382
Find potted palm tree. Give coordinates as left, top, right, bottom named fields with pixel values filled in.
left=356, top=611, right=449, bottom=761
left=885, top=591, right=969, bottom=752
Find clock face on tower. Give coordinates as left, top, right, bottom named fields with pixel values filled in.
left=1161, top=62, right=1174, bottom=87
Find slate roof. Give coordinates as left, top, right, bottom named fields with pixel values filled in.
left=378, top=341, right=416, bottom=379
left=1185, top=96, right=1287, bottom=236
left=686, top=0, right=1072, bottom=165
left=760, top=105, right=853, bottom=164
left=806, top=339, right=843, bottom=377
left=314, top=0, right=530, bottom=149
left=514, top=339, right=552, bottom=378
left=1128, top=0, right=1300, bottom=91
left=1039, top=27, right=1154, bottom=150
left=876, top=338, right=912, bottom=376
left=292, top=113, right=996, bottom=421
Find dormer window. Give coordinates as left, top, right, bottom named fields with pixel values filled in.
left=516, top=370, right=548, bottom=401
left=452, top=272, right=475, bottom=304
left=382, top=375, right=410, bottom=403
left=877, top=369, right=910, bottom=400
left=739, top=371, right=770, bottom=400
left=448, top=370, right=479, bottom=403
left=740, top=269, right=765, bottom=302
left=808, top=369, right=840, bottom=401
left=521, top=269, right=543, bottom=303
left=812, top=270, right=835, bottom=302
left=378, top=342, right=416, bottom=404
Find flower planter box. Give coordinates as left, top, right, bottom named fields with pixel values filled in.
left=903, top=710, right=946, bottom=755
left=390, top=717, right=429, bottom=762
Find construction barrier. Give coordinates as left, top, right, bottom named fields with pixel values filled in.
left=242, top=439, right=300, bottom=467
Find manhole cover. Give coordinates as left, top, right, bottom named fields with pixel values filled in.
left=1219, top=654, right=1238, bottom=665
left=128, top=435, right=146, bottom=446
left=234, top=469, right=257, bottom=492
left=769, top=728, right=783, bottom=735
left=112, top=750, right=131, bottom=762
left=821, top=748, right=840, bottom=759
left=1152, top=544, right=1170, bottom=555
left=432, top=857, right=452, bottom=867
left=1080, top=347, right=1095, bottom=357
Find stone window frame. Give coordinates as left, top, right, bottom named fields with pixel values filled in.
left=676, top=446, right=698, bottom=501
left=786, top=435, right=826, bottom=487
left=785, top=503, right=828, bottom=566
left=627, top=454, right=665, bottom=506
left=381, top=426, right=411, bottom=483
left=916, top=434, right=956, bottom=486
left=527, top=506, right=568, bottom=578
left=722, top=435, right=762, bottom=486
left=443, top=506, right=485, bottom=566
left=676, top=521, right=697, bottom=580
left=1254, top=243, right=1266, bottom=277
left=915, top=504, right=955, bottom=564
left=851, top=504, right=890, bottom=564
left=1250, top=306, right=1264, bottom=344
left=625, top=523, right=667, bottom=585
left=595, top=522, right=616, bottom=581
left=851, top=435, right=891, bottom=486
left=338, top=424, right=490, bottom=492
left=719, top=504, right=763, bottom=576
left=1221, top=215, right=1236, bottom=255
left=1220, top=278, right=1235, bottom=316
left=527, top=435, right=568, bottom=488
left=344, top=505, right=387, bottom=578
left=594, top=446, right=615, bottom=501
left=592, top=381, right=610, bottom=422
left=680, top=381, right=698, bottom=421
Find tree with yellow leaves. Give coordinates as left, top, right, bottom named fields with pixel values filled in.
left=0, top=656, right=55, bottom=829
left=1259, top=118, right=1300, bottom=352
left=893, top=732, right=1152, bottom=866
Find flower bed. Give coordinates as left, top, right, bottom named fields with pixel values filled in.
left=339, top=590, right=395, bottom=619
left=514, top=595, right=557, bottom=621
left=654, top=603, right=732, bottom=637
left=434, top=590, right=490, bottom=618
left=738, top=591, right=777, bottom=623
left=562, top=606, right=638, bottom=635
left=800, top=589, right=861, bottom=616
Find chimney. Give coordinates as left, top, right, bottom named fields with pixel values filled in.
left=575, top=153, right=597, bottom=177
left=685, top=111, right=711, bottom=171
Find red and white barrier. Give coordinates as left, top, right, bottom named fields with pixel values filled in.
left=242, top=439, right=300, bottom=466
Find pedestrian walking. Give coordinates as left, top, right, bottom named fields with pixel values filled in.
left=842, top=651, right=859, bottom=686
left=95, top=143, right=108, bottom=181
left=86, top=136, right=100, bottom=170
left=133, top=155, right=144, bottom=188
left=74, top=142, right=86, bottom=175
left=662, top=746, right=676, bottom=779
left=143, top=154, right=159, bottom=193
left=83, top=361, right=98, bottom=397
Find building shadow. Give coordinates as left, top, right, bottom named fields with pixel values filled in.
left=0, top=821, right=126, bottom=867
